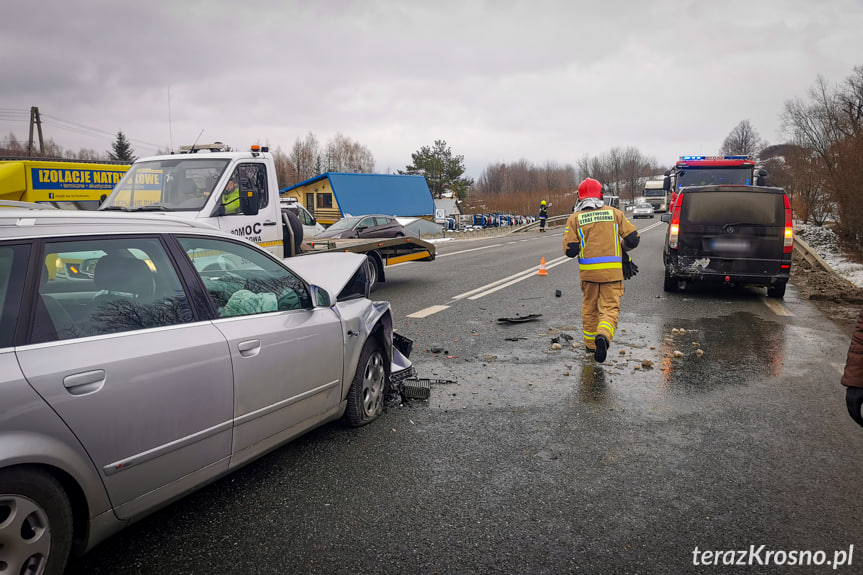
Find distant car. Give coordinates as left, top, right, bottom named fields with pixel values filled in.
left=660, top=185, right=793, bottom=298
left=315, top=215, right=406, bottom=239
left=0, top=208, right=413, bottom=573
left=632, top=202, right=655, bottom=219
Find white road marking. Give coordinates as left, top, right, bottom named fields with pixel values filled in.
left=467, top=257, right=573, bottom=300
left=406, top=304, right=451, bottom=318
left=762, top=298, right=793, bottom=316
left=451, top=255, right=570, bottom=300
left=436, top=243, right=504, bottom=258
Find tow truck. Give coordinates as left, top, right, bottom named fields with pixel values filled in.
left=663, top=155, right=767, bottom=208
left=98, top=143, right=435, bottom=286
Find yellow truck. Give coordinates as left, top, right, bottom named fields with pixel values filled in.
left=0, top=157, right=130, bottom=210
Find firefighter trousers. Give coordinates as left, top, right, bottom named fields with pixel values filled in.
left=581, top=280, right=624, bottom=350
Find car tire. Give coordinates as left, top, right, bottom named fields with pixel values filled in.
left=344, top=337, right=387, bottom=427
left=767, top=281, right=787, bottom=299
left=0, top=468, right=73, bottom=575
left=663, top=270, right=678, bottom=292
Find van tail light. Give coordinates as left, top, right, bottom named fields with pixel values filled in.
left=669, top=193, right=683, bottom=249
left=783, top=194, right=793, bottom=253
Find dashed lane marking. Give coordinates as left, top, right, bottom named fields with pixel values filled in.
left=762, top=298, right=793, bottom=317
left=406, top=304, right=450, bottom=318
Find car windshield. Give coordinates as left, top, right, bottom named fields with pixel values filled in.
left=677, top=167, right=752, bottom=188
left=326, top=216, right=363, bottom=232
left=100, top=158, right=230, bottom=211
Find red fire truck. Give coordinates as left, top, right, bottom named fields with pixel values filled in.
left=663, top=155, right=767, bottom=209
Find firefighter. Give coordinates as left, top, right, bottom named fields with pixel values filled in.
left=563, top=178, right=640, bottom=363
left=539, top=200, right=550, bottom=232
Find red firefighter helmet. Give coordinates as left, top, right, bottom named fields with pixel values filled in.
left=577, top=178, right=602, bottom=201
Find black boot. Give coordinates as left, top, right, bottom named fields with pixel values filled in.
left=594, top=334, right=609, bottom=363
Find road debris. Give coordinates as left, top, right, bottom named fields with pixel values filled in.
left=551, top=343, right=562, bottom=350
left=695, top=349, right=704, bottom=357
left=497, top=314, right=543, bottom=323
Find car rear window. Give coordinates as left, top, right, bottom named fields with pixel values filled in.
left=682, top=191, right=782, bottom=226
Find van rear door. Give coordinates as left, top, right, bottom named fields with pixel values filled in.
left=677, top=190, right=785, bottom=275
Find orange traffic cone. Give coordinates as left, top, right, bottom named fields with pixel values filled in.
left=537, top=257, right=549, bottom=276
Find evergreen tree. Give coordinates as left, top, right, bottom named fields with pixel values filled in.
left=400, top=139, right=474, bottom=199
left=108, top=131, right=136, bottom=161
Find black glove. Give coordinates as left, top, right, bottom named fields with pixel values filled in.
left=622, top=253, right=639, bottom=280
left=846, top=387, right=863, bottom=428
left=565, top=242, right=579, bottom=258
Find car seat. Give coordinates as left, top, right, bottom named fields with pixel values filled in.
left=93, top=254, right=156, bottom=302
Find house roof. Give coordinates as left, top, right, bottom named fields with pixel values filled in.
left=281, top=172, right=434, bottom=217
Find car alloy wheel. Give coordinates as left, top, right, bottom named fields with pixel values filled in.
left=344, top=338, right=386, bottom=426
left=0, top=469, right=73, bottom=575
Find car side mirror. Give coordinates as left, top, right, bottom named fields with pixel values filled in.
left=310, top=285, right=331, bottom=307
left=663, top=176, right=671, bottom=192
left=756, top=169, right=768, bottom=186
left=240, top=178, right=260, bottom=216
left=660, top=214, right=672, bottom=223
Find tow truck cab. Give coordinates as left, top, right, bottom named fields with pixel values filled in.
left=97, top=144, right=435, bottom=285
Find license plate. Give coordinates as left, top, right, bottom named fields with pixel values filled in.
left=708, top=238, right=750, bottom=252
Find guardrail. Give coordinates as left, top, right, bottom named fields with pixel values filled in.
left=793, top=236, right=857, bottom=288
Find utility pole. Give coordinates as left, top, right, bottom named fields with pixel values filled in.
left=28, top=106, right=44, bottom=156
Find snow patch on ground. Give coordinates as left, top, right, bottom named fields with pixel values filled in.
left=795, top=222, right=863, bottom=288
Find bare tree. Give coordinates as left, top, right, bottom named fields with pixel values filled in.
left=325, top=133, right=375, bottom=173
left=289, top=132, right=320, bottom=183
left=782, top=67, right=863, bottom=248
left=720, top=120, right=763, bottom=157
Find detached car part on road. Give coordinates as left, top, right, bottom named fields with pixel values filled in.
left=0, top=208, right=412, bottom=574
left=661, top=185, right=793, bottom=298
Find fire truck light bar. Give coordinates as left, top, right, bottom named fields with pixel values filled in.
left=679, top=155, right=749, bottom=161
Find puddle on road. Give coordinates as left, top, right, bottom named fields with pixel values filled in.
left=409, top=310, right=794, bottom=414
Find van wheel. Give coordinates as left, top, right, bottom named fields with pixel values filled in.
left=767, top=282, right=787, bottom=299
left=663, top=271, right=678, bottom=292
left=0, top=468, right=73, bottom=575
left=344, top=338, right=386, bottom=427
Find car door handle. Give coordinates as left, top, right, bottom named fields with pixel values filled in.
left=238, top=339, right=261, bottom=357
left=262, top=220, right=277, bottom=226
left=63, top=369, right=106, bottom=395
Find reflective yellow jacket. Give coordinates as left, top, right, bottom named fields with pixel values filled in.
left=562, top=207, right=638, bottom=283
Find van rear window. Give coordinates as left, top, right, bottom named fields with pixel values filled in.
left=682, top=192, right=782, bottom=226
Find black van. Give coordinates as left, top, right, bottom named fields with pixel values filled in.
left=660, top=185, right=793, bottom=298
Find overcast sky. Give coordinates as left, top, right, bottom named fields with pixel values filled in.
left=2, top=0, right=862, bottom=179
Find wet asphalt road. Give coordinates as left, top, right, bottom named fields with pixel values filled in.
left=66, top=221, right=862, bottom=574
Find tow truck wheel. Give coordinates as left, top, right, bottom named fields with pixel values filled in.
left=344, top=338, right=386, bottom=427
left=366, top=254, right=381, bottom=289
left=0, top=468, right=73, bottom=575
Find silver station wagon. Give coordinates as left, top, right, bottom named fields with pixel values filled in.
left=0, top=207, right=412, bottom=574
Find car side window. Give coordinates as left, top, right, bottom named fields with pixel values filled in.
left=31, top=238, right=194, bottom=344
left=177, top=237, right=312, bottom=318
left=375, top=217, right=391, bottom=227
left=359, top=217, right=375, bottom=229
left=0, top=243, right=31, bottom=348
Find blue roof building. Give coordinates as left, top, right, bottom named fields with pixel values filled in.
left=281, top=172, right=435, bottom=225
